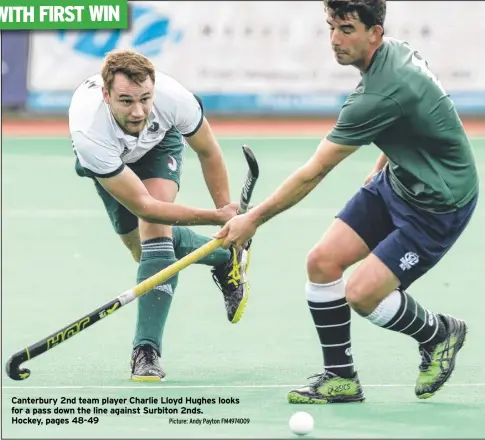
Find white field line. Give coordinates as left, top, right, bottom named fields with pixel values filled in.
left=3, top=383, right=485, bottom=390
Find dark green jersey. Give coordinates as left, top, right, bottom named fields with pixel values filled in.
left=327, top=38, right=478, bottom=212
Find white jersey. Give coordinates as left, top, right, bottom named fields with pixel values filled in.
left=69, top=71, right=203, bottom=177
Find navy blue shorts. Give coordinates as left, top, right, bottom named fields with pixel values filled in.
left=337, top=170, right=477, bottom=290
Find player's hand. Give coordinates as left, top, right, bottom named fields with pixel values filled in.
left=214, top=213, right=258, bottom=249
left=215, top=202, right=240, bottom=225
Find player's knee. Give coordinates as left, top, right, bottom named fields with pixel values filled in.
left=345, top=277, right=374, bottom=315
left=120, top=230, right=141, bottom=262
left=306, top=246, right=343, bottom=282
left=122, top=238, right=141, bottom=262
left=130, top=247, right=141, bottom=263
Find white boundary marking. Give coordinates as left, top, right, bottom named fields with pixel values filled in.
left=2, top=383, right=485, bottom=390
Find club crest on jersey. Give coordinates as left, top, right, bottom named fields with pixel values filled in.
left=148, top=122, right=160, bottom=133
left=168, top=155, right=178, bottom=172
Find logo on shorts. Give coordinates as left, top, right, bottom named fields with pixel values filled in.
left=345, top=347, right=352, bottom=357
left=168, top=155, right=178, bottom=172
left=428, top=313, right=434, bottom=327
left=399, top=252, right=419, bottom=271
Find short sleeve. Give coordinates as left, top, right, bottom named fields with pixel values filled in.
left=327, top=92, right=402, bottom=146
left=71, top=131, right=125, bottom=178
left=173, top=89, right=204, bottom=137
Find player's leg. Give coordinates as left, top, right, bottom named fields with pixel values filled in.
left=76, top=151, right=175, bottom=381
left=289, top=174, right=394, bottom=404
left=153, top=128, right=250, bottom=324
left=128, top=129, right=205, bottom=381
left=130, top=176, right=179, bottom=382
left=91, top=178, right=168, bottom=381
left=173, top=224, right=251, bottom=323
left=119, top=229, right=141, bottom=262
left=97, top=182, right=141, bottom=263
left=347, top=236, right=466, bottom=400
left=76, top=157, right=142, bottom=262
left=347, top=176, right=478, bottom=399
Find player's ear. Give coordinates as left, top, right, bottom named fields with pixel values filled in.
left=102, top=87, right=110, bottom=103
left=370, top=25, right=383, bottom=43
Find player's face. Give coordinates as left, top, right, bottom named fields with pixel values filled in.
left=327, top=12, right=379, bottom=69
left=103, top=73, right=154, bottom=135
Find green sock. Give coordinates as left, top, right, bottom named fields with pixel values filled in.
left=133, top=237, right=179, bottom=355
left=172, top=226, right=230, bottom=266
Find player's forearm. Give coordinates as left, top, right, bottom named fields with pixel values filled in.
left=198, top=152, right=231, bottom=208
left=249, top=163, right=328, bottom=227
left=139, top=199, right=222, bottom=226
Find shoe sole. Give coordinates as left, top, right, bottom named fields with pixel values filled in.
left=416, top=321, right=468, bottom=400
left=231, top=289, right=248, bottom=324
left=288, top=391, right=365, bottom=404
left=130, top=359, right=166, bottom=382
left=131, top=375, right=166, bottom=383
left=230, top=249, right=250, bottom=324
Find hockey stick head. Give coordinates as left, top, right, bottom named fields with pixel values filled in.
left=6, top=351, right=31, bottom=381
left=238, top=145, right=260, bottom=214
left=242, top=145, right=260, bottom=179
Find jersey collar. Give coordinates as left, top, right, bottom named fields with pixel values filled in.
left=365, top=41, right=386, bottom=74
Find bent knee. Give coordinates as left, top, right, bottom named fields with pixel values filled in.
left=345, top=277, right=377, bottom=313
left=306, top=246, right=344, bottom=282
left=124, top=241, right=141, bottom=262
left=120, top=231, right=141, bottom=263
left=130, top=247, right=141, bottom=263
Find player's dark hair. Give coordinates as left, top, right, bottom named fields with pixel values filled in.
left=324, top=0, right=386, bottom=31
left=101, top=49, right=156, bottom=92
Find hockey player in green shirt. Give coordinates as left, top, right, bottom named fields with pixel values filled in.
left=216, top=0, right=479, bottom=403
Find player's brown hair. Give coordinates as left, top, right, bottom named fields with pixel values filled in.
left=101, top=49, right=156, bottom=92
left=324, top=0, right=386, bottom=30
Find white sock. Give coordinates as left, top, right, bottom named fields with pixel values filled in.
left=366, top=289, right=402, bottom=326
left=365, top=289, right=442, bottom=345
left=305, top=278, right=346, bottom=302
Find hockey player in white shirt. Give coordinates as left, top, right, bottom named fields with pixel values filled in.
left=69, top=49, right=250, bottom=382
